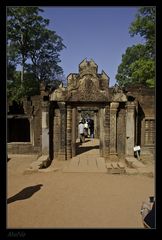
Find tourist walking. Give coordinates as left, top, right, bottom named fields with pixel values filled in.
left=84, top=120, right=89, bottom=138
left=78, top=120, right=85, bottom=143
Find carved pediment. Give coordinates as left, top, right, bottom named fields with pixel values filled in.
left=67, top=76, right=108, bottom=102
left=79, top=75, right=99, bottom=90
left=50, top=59, right=110, bottom=102
left=79, top=58, right=98, bottom=76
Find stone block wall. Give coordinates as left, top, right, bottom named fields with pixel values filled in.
left=126, top=87, right=155, bottom=156
left=7, top=95, right=42, bottom=155
left=8, top=143, right=40, bottom=154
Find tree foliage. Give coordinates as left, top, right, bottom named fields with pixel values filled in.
left=116, top=7, right=155, bottom=88
left=129, top=7, right=155, bottom=59
left=7, top=7, right=66, bottom=101
left=7, top=72, right=40, bottom=102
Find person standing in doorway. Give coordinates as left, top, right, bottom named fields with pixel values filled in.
left=88, top=119, right=94, bottom=139
left=84, top=120, right=89, bottom=138
left=78, top=120, right=85, bottom=143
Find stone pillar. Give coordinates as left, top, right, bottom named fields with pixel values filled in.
left=104, top=104, right=110, bottom=161
left=78, top=110, right=82, bottom=121
left=49, top=102, right=54, bottom=161
left=72, top=107, right=76, bottom=157
left=53, top=108, right=60, bottom=159
left=66, top=105, right=72, bottom=160
left=117, top=108, right=126, bottom=156
left=41, top=101, right=49, bottom=155
left=125, top=101, right=136, bottom=156
left=77, top=110, right=82, bottom=138
left=110, top=102, right=119, bottom=161
left=58, top=102, right=66, bottom=160
left=30, top=116, right=34, bottom=146
left=99, top=107, right=104, bottom=157
left=94, top=110, right=98, bottom=138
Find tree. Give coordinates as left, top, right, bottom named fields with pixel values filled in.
left=25, top=28, right=65, bottom=83
left=129, top=7, right=155, bottom=59
left=7, top=71, right=40, bottom=102
left=7, top=7, right=66, bottom=101
left=116, top=7, right=155, bottom=88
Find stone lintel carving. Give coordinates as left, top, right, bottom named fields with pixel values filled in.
left=111, top=84, right=127, bottom=102
left=77, top=107, right=99, bottom=111
left=67, top=89, right=108, bottom=102
left=111, top=92, right=127, bottom=102
left=50, top=84, right=67, bottom=101
left=110, top=102, right=119, bottom=110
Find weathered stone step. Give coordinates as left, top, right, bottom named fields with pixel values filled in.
left=125, top=157, right=146, bottom=168
left=106, top=162, right=126, bottom=174
left=63, top=157, right=107, bottom=173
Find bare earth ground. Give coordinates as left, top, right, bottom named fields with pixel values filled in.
left=7, top=142, right=155, bottom=229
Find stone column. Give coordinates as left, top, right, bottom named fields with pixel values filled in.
left=99, top=107, right=104, bottom=157
left=72, top=107, right=76, bottom=157
left=66, top=105, right=72, bottom=160
left=41, top=101, right=49, bottom=155
left=58, top=102, right=66, bottom=160
left=78, top=110, right=82, bottom=121
left=125, top=101, right=136, bottom=156
left=49, top=102, right=54, bottom=161
left=110, top=102, right=119, bottom=161
left=30, top=116, right=34, bottom=146
left=53, top=108, right=60, bottom=159
left=77, top=109, right=82, bottom=139
left=104, top=104, right=110, bottom=161
left=94, top=110, right=98, bottom=138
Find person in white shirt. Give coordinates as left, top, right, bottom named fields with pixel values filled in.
left=84, top=120, right=89, bottom=138
left=78, top=120, right=85, bottom=143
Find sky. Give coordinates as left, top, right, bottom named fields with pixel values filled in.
left=40, top=7, right=144, bottom=86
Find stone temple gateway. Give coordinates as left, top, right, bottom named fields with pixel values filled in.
left=7, top=59, right=155, bottom=166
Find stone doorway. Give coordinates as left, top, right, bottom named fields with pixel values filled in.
left=70, top=104, right=108, bottom=160
left=75, top=107, right=100, bottom=159
left=49, top=59, right=128, bottom=162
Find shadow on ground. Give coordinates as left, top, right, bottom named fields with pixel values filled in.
left=7, top=184, right=43, bottom=204
left=76, top=145, right=99, bottom=155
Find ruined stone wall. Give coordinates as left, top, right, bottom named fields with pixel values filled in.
left=126, top=87, right=155, bottom=156
left=7, top=143, right=40, bottom=154
left=7, top=96, right=42, bottom=154
left=126, top=87, right=155, bottom=116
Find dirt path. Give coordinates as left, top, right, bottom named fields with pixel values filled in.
left=7, top=153, right=154, bottom=228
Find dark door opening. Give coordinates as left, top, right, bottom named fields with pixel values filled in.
left=8, top=117, right=30, bottom=142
